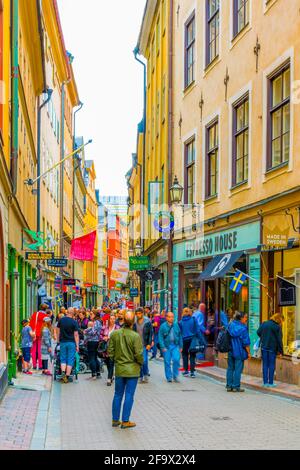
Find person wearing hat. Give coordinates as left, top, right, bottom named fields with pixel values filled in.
left=41, top=317, right=53, bottom=376
left=21, top=319, right=35, bottom=375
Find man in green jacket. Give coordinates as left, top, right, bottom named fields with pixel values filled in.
left=108, top=310, right=144, bottom=429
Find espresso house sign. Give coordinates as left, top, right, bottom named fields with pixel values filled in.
left=173, top=221, right=261, bottom=263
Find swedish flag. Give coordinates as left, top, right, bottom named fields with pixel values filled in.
left=230, top=270, right=247, bottom=293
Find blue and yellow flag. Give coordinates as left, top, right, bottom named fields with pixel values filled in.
left=230, top=270, right=247, bottom=293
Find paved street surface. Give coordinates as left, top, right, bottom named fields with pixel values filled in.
left=1, top=361, right=300, bottom=450
left=0, top=388, right=41, bottom=450
left=59, top=361, right=300, bottom=450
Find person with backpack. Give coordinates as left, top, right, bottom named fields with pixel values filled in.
left=159, top=312, right=183, bottom=383
left=226, top=311, right=251, bottom=393
left=179, top=308, right=205, bottom=378
left=257, top=313, right=284, bottom=388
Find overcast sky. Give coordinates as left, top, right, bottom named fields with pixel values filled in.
left=58, top=0, right=145, bottom=196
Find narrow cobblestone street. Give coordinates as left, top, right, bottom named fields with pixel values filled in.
left=19, top=360, right=299, bottom=451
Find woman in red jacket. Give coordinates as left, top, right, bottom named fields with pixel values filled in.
left=29, top=304, right=49, bottom=369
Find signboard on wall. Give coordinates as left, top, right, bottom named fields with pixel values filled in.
left=278, top=278, right=296, bottom=307
left=26, top=252, right=54, bottom=261
left=248, top=254, right=261, bottom=356
left=173, top=265, right=180, bottom=321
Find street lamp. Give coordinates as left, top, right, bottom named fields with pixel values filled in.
left=135, top=242, right=142, bottom=257
left=170, top=176, right=184, bottom=205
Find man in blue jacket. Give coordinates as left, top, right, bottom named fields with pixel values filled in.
left=226, top=311, right=251, bottom=393
left=159, top=312, right=183, bottom=383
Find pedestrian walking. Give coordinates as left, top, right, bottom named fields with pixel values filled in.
left=29, top=304, right=49, bottom=370
left=226, top=311, right=251, bottom=393
left=257, top=313, right=284, bottom=388
left=99, top=313, right=120, bottom=386
left=150, top=310, right=161, bottom=360
left=21, top=319, right=35, bottom=375
left=115, top=309, right=125, bottom=328
left=83, top=311, right=102, bottom=380
left=41, top=317, right=52, bottom=376
left=179, top=307, right=203, bottom=378
left=57, top=307, right=80, bottom=383
left=159, top=312, right=183, bottom=383
left=133, top=307, right=153, bottom=383
left=108, top=311, right=143, bottom=429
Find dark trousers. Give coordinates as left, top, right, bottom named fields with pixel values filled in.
left=182, top=338, right=196, bottom=373
left=226, top=352, right=244, bottom=389
left=262, top=349, right=277, bottom=385
left=104, top=357, right=115, bottom=380
left=87, top=342, right=100, bottom=377
left=42, top=359, right=48, bottom=370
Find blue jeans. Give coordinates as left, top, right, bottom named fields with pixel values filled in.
left=60, top=342, right=76, bottom=367
left=262, top=349, right=277, bottom=385
left=151, top=332, right=159, bottom=358
left=140, top=347, right=149, bottom=378
left=226, top=352, right=244, bottom=389
left=112, top=377, right=138, bottom=423
left=163, top=344, right=180, bottom=381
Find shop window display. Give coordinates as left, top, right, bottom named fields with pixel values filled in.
left=268, top=249, right=300, bottom=356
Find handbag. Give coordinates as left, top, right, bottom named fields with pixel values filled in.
left=253, top=338, right=262, bottom=359
left=97, top=340, right=108, bottom=358
left=188, top=317, right=207, bottom=353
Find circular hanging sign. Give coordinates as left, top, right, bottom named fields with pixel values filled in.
left=153, top=211, right=175, bottom=234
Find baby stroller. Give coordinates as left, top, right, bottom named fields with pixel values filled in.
left=78, top=340, right=104, bottom=375
left=53, top=343, right=79, bottom=382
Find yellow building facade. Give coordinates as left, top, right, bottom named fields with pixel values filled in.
left=138, top=0, right=170, bottom=310
left=171, top=0, right=300, bottom=383
left=83, top=160, right=98, bottom=307
left=7, top=0, right=44, bottom=378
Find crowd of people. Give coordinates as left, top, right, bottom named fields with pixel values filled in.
left=20, top=300, right=284, bottom=429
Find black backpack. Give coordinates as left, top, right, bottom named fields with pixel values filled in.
left=216, top=328, right=231, bottom=353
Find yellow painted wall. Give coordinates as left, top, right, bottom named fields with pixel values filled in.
left=173, top=0, right=300, bottom=223
left=141, top=0, right=169, bottom=250
left=83, top=162, right=98, bottom=286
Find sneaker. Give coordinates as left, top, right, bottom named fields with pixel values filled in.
left=232, top=388, right=245, bottom=393
left=112, top=420, right=121, bottom=428
left=173, top=377, right=180, bottom=383
left=96, top=374, right=101, bottom=379
left=268, top=383, right=277, bottom=388
left=167, top=379, right=172, bottom=383
left=182, top=371, right=189, bottom=377
left=61, top=374, right=68, bottom=384
left=190, top=372, right=196, bottom=378
left=107, top=379, right=112, bottom=386
left=226, top=386, right=233, bottom=392
left=139, top=378, right=144, bottom=384
left=121, top=421, right=136, bottom=429
left=143, top=376, right=149, bottom=383
left=262, top=383, right=269, bottom=388
left=44, top=371, right=52, bottom=376
left=67, top=376, right=73, bottom=383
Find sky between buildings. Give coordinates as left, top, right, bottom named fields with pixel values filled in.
left=58, top=0, right=146, bottom=196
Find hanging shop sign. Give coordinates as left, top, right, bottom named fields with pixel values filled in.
left=137, top=269, right=161, bottom=282
left=248, top=254, right=261, bottom=355
left=25, top=251, right=54, bottom=261
left=63, top=279, right=76, bottom=286
left=47, top=258, right=68, bottom=268
left=263, top=212, right=295, bottom=250
left=277, top=278, right=296, bottom=307
left=173, top=221, right=261, bottom=263
left=129, top=256, right=150, bottom=271
left=130, top=288, right=139, bottom=298
left=91, top=285, right=98, bottom=292
left=54, top=276, right=63, bottom=291
left=111, top=259, right=129, bottom=284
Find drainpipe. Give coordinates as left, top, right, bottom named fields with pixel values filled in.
left=60, top=82, right=66, bottom=263
left=167, top=0, right=174, bottom=311
left=133, top=47, right=146, bottom=307
left=37, top=89, right=53, bottom=234
left=72, top=101, right=84, bottom=277
left=10, top=0, right=18, bottom=196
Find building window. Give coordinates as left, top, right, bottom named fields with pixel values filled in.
left=233, top=0, right=249, bottom=37
left=233, top=95, right=249, bottom=186
left=206, top=120, right=218, bottom=198
left=267, top=63, right=290, bottom=170
left=184, top=13, right=195, bottom=89
left=184, top=138, right=195, bottom=204
left=206, top=0, right=219, bottom=66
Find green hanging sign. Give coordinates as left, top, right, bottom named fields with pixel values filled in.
left=129, top=256, right=150, bottom=271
